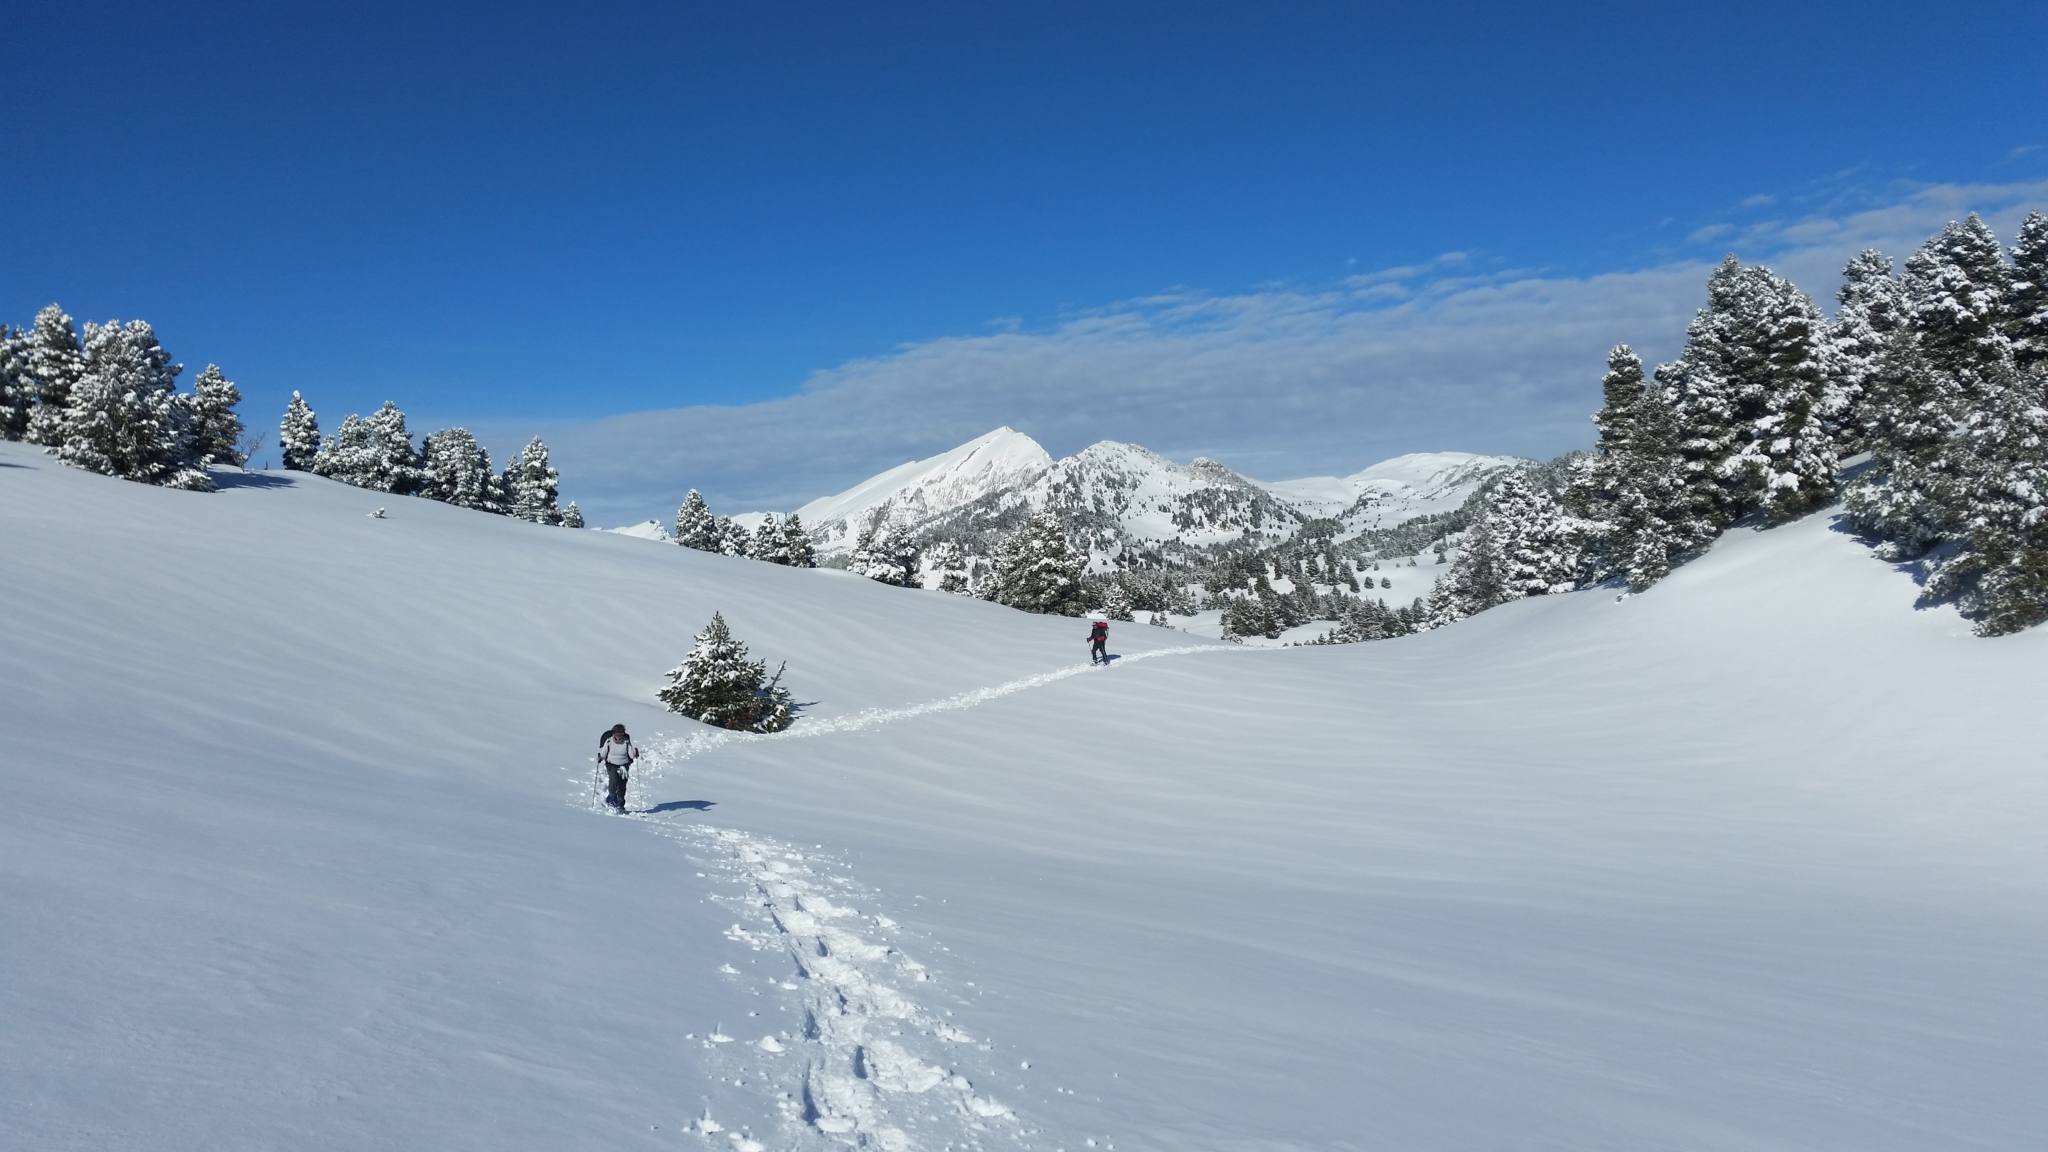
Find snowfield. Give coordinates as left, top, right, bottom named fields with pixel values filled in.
left=3, top=439, right=2046, bottom=1152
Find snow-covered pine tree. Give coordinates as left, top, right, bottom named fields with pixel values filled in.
left=1903, top=213, right=2012, bottom=404
left=1425, top=510, right=1507, bottom=628
left=1220, top=585, right=1279, bottom=640
left=849, top=514, right=920, bottom=586
left=989, top=507, right=1085, bottom=614
left=1925, top=359, right=2048, bottom=635
left=674, top=490, right=719, bottom=550
left=312, top=414, right=374, bottom=482
left=1660, top=258, right=1750, bottom=540
left=751, top=513, right=786, bottom=564
left=560, top=501, right=584, bottom=528
left=279, top=391, right=320, bottom=471
left=1592, top=343, right=1646, bottom=469
left=1148, top=606, right=1176, bottom=628
left=0, top=326, right=32, bottom=441
left=1722, top=268, right=1838, bottom=522
left=2009, top=212, right=2048, bottom=372
left=362, top=401, right=423, bottom=494
left=656, top=612, right=794, bottom=733
left=716, top=517, right=750, bottom=558
left=1822, top=250, right=1905, bottom=452
left=503, top=436, right=562, bottom=524
left=1101, top=581, right=1135, bottom=622
left=58, top=320, right=214, bottom=490
left=419, top=428, right=499, bottom=511
left=1609, top=379, right=1690, bottom=591
left=23, top=304, right=85, bottom=448
left=1843, top=338, right=1957, bottom=556
left=183, top=364, right=246, bottom=466
left=1488, top=468, right=1579, bottom=597
left=778, top=512, right=816, bottom=568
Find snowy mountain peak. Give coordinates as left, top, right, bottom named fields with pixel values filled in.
left=792, top=427, right=1053, bottom=552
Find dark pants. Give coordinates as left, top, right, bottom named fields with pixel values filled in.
left=604, top=764, right=629, bottom=810
left=1091, top=640, right=1107, bottom=664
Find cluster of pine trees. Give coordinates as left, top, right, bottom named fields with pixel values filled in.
left=982, top=507, right=1088, bottom=614
left=279, top=392, right=581, bottom=526
left=1, top=304, right=245, bottom=490
left=1424, top=468, right=1581, bottom=627
left=1565, top=210, right=2048, bottom=634
left=672, top=490, right=816, bottom=566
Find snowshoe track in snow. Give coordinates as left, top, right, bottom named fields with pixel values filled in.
left=579, top=648, right=1238, bottom=1147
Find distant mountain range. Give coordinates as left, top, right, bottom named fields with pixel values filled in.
left=719, top=427, right=1520, bottom=563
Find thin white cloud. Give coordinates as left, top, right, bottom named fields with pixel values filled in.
left=505, top=179, right=2048, bottom=526
left=1741, top=193, right=1777, bottom=208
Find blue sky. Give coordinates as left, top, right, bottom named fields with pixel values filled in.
left=6, top=1, right=2046, bottom=522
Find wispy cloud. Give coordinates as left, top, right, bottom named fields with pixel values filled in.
left=1740, top=193, right=1777, bottom=209
left=507, top=179, right=2048, bottom=526
left=2007, top=144, right=2042, bottom=163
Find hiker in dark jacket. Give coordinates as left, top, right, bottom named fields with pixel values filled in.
left=1087, top=619, right=1110, bottom=665
left=596, top=723, right=638, bottom=812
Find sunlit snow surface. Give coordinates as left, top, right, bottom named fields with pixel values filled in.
left=3, top=440, right=2045, bottom=1151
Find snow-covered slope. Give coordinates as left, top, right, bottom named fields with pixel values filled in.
left=6, top=440, right=2045, bottom=1152
left=1257, top=450, right=1520, bottom=526
left=789, top=426, right=1052, bottom=552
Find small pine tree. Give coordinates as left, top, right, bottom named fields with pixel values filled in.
left=560, top=501, right=584, bottom=529
left=279, top=391, right=320, bottom=471
left=716, top=517, right=750, bottom=558
left=183, top=364, right=246, bottom=466
left=850, top=514, right=920, bottom=586
left=779, top=512, right=817, bottom=568
left=504, top=436, right=562, bottom=524
left=657, top=612, right=795, bottom=733
left=674, top=490, right=719, bottom=551
left=752, top=513, right=786, bottom=564
left=23, top=304, right=85, bottom=448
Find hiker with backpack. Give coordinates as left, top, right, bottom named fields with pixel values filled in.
left=1087, top=618, right=1110, bottom=666
left=596, top=723, right=638, bottom=812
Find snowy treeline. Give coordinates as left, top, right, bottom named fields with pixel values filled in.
left=673, top=490, right=817, bottom=567
left=1563, top=210, right=2048, bottom=635
left=279, top=392, right=579, bottom=526
left=1, top=304, right=246, bottom=490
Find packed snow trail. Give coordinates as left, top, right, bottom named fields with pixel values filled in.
left=589, top=646, right=1235, bottom=1149
left=637, top=644, right=1235, bottom=776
